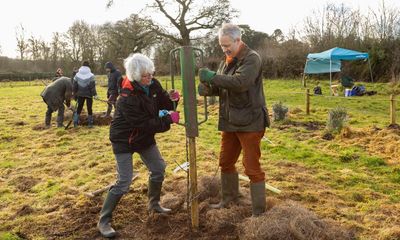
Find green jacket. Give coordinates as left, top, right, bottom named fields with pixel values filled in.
left=41, top=77, right=73, bottom=111
left=199, top=43, right=269, bottom=132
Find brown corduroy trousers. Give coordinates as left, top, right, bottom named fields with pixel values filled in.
left=219, top=131, right=265, bottom=183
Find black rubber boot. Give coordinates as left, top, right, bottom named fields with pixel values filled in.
left=104, top=104, right=112, bottom=117
left=45, top=113, right=51, bottom=128
left=250, top=181, right=266, bottom=217
left=148, top=180, right=171, bottom=213
left=56, top=105, right=65, bottom=128
left=210, top=172, right=239, bottom=209
left=56, top=115, right=64, bottom=128
left=88, top=115, right=94, bottom=128
left=97, top=192, right=122, bottom=238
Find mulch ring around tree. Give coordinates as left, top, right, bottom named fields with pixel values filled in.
left=12, top=176, right=354, bottom=239
left=32, top=112, right=112, bottom=130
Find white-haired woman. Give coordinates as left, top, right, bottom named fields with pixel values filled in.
left=97, top=53, right=180, bottom=238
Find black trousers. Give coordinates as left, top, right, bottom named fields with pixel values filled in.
left=77, top=96, right=93, bottom=115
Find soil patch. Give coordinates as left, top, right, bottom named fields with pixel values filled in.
left=64, top=112, right=112, bottom=126
left=0, top=135, right=17, bottom=142
left=9, top=176, right=39, bottom=192
left=32, top=124, right=48, bottom=131
left=322, top=132, right=335, bottom=140
left=14, top=121, right=27, bottom=126
left=276, top=120, right=325, bottom=131
left=340, top=126, right=400, bottom=164
left=12, top=176, right=353, bottom=239
left=12, top=205, right=35, bottom=219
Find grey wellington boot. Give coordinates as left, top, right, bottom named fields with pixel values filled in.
left=250, top=181, right=266, bottom=217
left=97, top=192, right=122, bottom=238
left=73, top=113, right=79, bottom=127
left=88, top=115, right=94, bottom=128
left=210, top=172, right=239, bottom=209
left=148, top=180, right=171, bottom=213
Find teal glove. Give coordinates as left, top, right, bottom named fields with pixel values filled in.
left=199, top=68, right=216, bottom=84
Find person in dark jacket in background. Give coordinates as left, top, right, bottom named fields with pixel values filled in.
left=53, top=68, right=63, bottom=81
left=104, top=61, right=122, bottom=117
left=41, top=77, right=73, bottom=128
left=73, top=61, right=98, bottom=128
left=71, top=67, right=78, bottom=79
left=97, top=53, right=180, bottom=238
left=198, top=23, right=269, bottom=217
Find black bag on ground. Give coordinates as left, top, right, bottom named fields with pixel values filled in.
left=313, top=86, right=322, bottom=95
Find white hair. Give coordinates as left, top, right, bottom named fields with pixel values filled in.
left=124, top=53, right=155, bottom=82
left=218, top=23, right=241, bottom=41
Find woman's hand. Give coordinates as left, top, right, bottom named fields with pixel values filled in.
left=169, top=111, right=180, bottom=124
left=168, top=90, right=180, bottom=102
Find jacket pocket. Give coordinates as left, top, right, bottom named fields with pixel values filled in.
left=128, top=128, right=139, bottom=145
left=228, top=107, right=254, bottom=126
left=229, top=90, right=250, bottom=107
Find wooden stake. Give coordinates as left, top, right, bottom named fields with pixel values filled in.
left=188, top=137, right=199, bottom=229
left=306, top=88, right=310, bottom=115
left=390, top=94, right=396, bottom=125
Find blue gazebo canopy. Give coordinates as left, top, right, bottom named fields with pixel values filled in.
left=304, top=47, right=369, bottom=74
left=307, top=47, right=369, bottom=61
left=303, top=47, right=373, bottom=92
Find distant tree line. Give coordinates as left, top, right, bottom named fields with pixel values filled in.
left=0, top=1, right=399, bottom=82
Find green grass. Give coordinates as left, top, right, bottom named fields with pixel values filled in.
left=0, top=77, right=399, bottom=239
left=0, top=232, right=22, bottom=240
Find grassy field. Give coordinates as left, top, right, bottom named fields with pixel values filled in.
left=0, top=77, right=399, bottom=239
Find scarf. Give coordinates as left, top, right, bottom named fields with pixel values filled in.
left=225, top=41, right=245, bottom=64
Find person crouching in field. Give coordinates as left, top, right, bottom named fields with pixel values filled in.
left=72, top=61, right=98, bottom=128
left=97, top=53, right=180, bottom=238
left=198, top=23, right=270, bottom=217
left=40, top=77, right=73, bottom=128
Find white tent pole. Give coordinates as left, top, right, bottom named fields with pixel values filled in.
left=368, top=58, right=374, bottom=82
left=330, top=59, right=332, bottom=96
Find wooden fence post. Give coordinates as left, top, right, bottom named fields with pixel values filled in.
left=306, top=88, right=310, bottom=115
left=390, top=94, right=396, bottom=125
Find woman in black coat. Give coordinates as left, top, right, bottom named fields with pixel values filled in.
left=97, top=53, right=180, bottom=238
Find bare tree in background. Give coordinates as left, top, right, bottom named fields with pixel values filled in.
left=370, top=0, right=400, bottom=40
left=50, top=32, right=62, bottom=63
left=15, top=24, right=28, bottom=60
left=39, top=40, right=51, bottom=61
left=107, top=0, right=237, bottom=46
left=65, top=20, right=92, bottom=63
left=369, top=0, right=400, bottom=81
left=303, top=3, right=361, bottom=49
left=108, top=14, right=158, bottom=57
left=28, top=35, right=41, bottom=61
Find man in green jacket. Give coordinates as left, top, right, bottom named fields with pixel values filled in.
left=41, top=77, right=73, bottom=128
left=198, top=23, right=269, bottom=216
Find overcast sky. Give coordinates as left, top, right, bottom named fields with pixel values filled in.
left=0, top=0, right=399, bottom=58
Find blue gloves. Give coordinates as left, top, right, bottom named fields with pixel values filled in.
left=159, top=109, right=169, bottom=118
